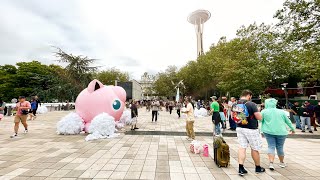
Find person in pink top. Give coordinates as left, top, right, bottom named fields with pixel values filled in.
left=11, top=96, right=31, bottom=138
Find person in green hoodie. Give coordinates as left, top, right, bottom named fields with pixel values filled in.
left=261, top=98, right=295, bottom=171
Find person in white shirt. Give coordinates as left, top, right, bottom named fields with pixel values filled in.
left=183, top=97, right=195, bottom=140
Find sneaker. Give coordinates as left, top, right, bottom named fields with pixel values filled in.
left=314, top=128, right=317, bottom=131
left=134, top=127, right=139, bottom=129
left=309, top=131, right=313, bottom=133
left=269, top=163, right=275, bottom=171
left=279, top=163, right=286, bottom=168
left=302, top=130, right=305, bottom=132
left=10, top=134, right=18, bottom=138
left=238, top=168, right=248, bottom=176
left=255, top=167, right=266, bottom=173
left=24, top=130, right=28, bottom=134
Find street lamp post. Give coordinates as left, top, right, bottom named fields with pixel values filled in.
left=281, top=83, right=289, bottom=109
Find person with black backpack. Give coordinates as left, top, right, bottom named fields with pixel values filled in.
left=233, top=90, right=265, bottom=176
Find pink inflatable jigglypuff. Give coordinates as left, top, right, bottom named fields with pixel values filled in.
left=76, top=79, right=126, bottom=132
left=57, top=79, right=126, bottom=134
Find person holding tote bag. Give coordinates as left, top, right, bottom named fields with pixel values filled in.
left=261, top=98, right=295, bottom=171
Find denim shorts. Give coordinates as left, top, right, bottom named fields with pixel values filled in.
left=264, top=133, right=287, bottom=156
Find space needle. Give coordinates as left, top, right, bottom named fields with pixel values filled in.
left=188, top=10, right=211, bottom=57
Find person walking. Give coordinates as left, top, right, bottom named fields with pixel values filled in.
left=169, top=101, right=174, bottom=114
left=261, top=98, right=295, bottom=171
left=183, top=97, right=195, bottom=140
left=0, top=99, right=6, bottom=120
left=151, top=100, right=160, bottom=122
left=210, top=96, right=221, bottom=136
left=291, top=101, right=301, bottom=130
left=176, top=101, right=182, bottom=118
left=34, top=96, right=41, bottom=117
left=236, top=90, right=265, bottom=176
left=11, top=96, right=31, bottom=138
left=28, top=98, right=37, bottom=120
left=300, top=102, right=313, bottom=133
left=130, top=101, right=139, bottom=130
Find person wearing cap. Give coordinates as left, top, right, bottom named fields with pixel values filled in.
left=182, top=96, right=195, bottom=140
left=210, top=96, right=221, bottom=136
left=11, top=96, right=31, bottom=138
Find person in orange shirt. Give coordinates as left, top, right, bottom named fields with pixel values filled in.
left=11, top=96, right=31, bottom=138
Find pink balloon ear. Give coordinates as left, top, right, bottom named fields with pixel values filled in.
left=113, top=86, right=126, bottom=102
left=87, top=79, right=104, bottom=93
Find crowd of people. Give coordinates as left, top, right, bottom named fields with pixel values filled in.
left=128, top=89, right=320, bottom=176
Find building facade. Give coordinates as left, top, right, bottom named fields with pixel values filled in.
left=139, top=72, right=156, bottom=100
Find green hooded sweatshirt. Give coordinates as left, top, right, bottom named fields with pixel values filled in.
left=261, top=98, right=295, bottom=136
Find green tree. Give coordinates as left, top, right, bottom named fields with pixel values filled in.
left=153, top=66, right=179, bottom=97
left=95, top=68, right=129, bottom=85
left=54, top=47, right=98, bottom=91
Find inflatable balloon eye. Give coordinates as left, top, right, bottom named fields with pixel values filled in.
left=112, top=99, right=121, bottom=111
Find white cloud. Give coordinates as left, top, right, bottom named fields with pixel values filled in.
left=0, top=0, right=284, bottom=79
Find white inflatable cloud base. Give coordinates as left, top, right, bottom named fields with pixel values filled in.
left=194, top=108, right=209, bottom=118
left=37, top=106, right=48, bottom=114
left=57, top=112, right=84, bottom=135
left=115, top=109, right=132, bottom=129
left=85, top=113, right=117, bottom=141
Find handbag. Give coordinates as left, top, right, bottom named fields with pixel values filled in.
left=20, top=103, right=29, bottom=115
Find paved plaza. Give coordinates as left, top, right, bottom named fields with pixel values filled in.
left=0, top=109, right=320, bottom=180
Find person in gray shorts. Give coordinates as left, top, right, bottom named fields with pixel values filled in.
left=236, top=90, right=265, bottom=176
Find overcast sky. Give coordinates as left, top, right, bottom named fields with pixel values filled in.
left=0, top=0, right=284, bottom=80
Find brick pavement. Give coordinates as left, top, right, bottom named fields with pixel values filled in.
left=0, top=109, right=319, bottom=180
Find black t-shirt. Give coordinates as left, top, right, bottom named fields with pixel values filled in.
left=237, top=99, right=259, bottom=129
left=291, top=105, right=299, bottom=114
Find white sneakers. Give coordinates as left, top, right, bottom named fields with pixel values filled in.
left=279, top=162, right=287, bottom=168
left=24, top=130, right=28, bottom=134
left=269, top=162, right=286, bottom=170
left=269, top=163, right=275, bottom=171
left=10, top=133, right=18, bottom=138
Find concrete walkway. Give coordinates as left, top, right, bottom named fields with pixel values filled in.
left=0, top=109, right=319, bottom=180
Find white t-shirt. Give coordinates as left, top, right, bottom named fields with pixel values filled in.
left=186, top=103, right=194, bottom=121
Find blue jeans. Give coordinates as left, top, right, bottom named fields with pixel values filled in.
left=213, top=123, right=221, bottom=135
left=300, top=116, right=311, bottom=131
left=293, top=115, right=301, bottom=129
left=264, top=133, right=287, bottom=156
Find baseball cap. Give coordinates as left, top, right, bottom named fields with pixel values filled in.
left=19, top=96, right=26, bottom=99
left=210, top=96, right=217, bottom=100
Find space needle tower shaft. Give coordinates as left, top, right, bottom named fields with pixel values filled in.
left=188, top=10, right=211, bottom=57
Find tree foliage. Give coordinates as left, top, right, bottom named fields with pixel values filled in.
left=0, top=49, right=129, bottom=102
left=94, top=68, right=129, bottom=85
left=153, top=0, right=320, bottom=98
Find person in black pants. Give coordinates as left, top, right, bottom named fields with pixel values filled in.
left=130, top=101, right=139, bottom=130
left=34, top=96, right=41, bottom=117
left=169, top=101, right=174, bottom=114
left=151, top=100, right=160, bottom=122
left=176, top=101, right=182, bottom=118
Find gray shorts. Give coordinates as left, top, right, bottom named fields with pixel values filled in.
left=236, top=127, right=262, bottom=151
